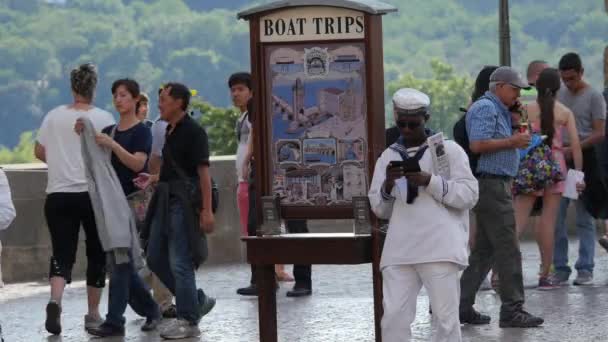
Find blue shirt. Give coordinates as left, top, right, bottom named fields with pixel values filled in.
left=466, top=91, right=519, bottom=177
left=102, top=122, right=152, bottom=195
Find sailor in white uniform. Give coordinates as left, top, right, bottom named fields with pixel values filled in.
left=368, top=88, right=479, bottom=342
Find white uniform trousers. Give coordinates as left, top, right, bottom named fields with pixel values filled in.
left=382, top=262, right=461, bottom=342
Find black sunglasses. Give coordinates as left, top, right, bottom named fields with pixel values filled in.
left=396, top=121, right=422, bottom=130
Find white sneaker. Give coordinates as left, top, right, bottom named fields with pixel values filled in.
left=84, top=314, right=103, bottom=330
left=160, top=319, right=201, bottom=340
left=479, top=273, right=492, bottom=291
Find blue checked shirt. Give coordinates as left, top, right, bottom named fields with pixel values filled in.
left=466, top=91, right=519, bottom=177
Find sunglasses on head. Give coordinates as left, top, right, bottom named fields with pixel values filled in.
left=396, top=121, right=422, bottom=129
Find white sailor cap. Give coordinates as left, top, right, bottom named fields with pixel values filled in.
left=392, top=88, right=430, bottom=117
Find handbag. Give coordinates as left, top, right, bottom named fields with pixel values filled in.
left=127, top=185, right=155, bottom=226
left=513, top=142, right=563, bottom=195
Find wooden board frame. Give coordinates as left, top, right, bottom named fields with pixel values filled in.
left=245, top=6, right=388, bottom=342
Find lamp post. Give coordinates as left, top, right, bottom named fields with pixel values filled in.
left=499, top=0, right=511, bottom=66
left=604, top=0, right=607, bottom=87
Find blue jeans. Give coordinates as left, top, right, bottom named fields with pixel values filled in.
left=553, top=197, right=596, bottom=275
left=147, top=202, right=202, bottom=323
left=106, top=254, right=160, bottom=327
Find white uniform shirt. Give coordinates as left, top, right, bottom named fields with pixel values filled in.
left=37, top=105, right=115, bottom=194
left=0, top=169, right=16, bottom=230
left=368, top=140, right=478, bottom=270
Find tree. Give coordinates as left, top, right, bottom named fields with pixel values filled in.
left=191, top=97, right=240, bottom=156
left=0, top=131, right=36, bottom=164
left=387, top=60, right=473, bottom=138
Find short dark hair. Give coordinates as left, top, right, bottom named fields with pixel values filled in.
left=162, top=82, right=191, bottom=111
left=472, top=65, right=499, bottom=102
left=228, top=72, right=252, bottom=90
left=558, top=53, right=583, bottom=72
left=111, top=78, right=140, bottom=98
left=526, top=60, right=549, bottom=79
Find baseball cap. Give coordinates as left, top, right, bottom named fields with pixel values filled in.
left=490, top=66, right=531, bottom=90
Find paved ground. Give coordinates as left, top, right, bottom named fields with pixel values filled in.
left=2, top=240, right=608, bottom=342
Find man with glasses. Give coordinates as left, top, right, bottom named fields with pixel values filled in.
left=459, top=66, right=544, bottom=328
left=553, top=52, right=606, bottom=286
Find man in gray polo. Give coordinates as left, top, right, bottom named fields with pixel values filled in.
left=459, top=67, right=544, bottom=328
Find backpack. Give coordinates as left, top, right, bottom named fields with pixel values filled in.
left=453, top=113, right=478, bottom=175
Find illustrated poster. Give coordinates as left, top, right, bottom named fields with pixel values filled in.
left=265, top=43, right=368, bottom=206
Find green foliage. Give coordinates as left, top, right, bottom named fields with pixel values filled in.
left=387, top=60, right=474, bottom=138
left=0, top=131, right=36, bottom=164
left=0, top=0, right=606, bottom=160
left=191, top=98, right=240, bottom=156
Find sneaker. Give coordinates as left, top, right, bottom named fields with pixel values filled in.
left=553, top=271, right=570, bottom=286
left=499, top=309, right=544, bottom=328
left=197, top=289, right=216, bottom=318
left=84, top=314, right=103, bottom=330
left=86, top=322, right=125, bottom=337
left=162, top=304, right=177, bottom=319
left=236, top=284, right=258, bottom=296
left=538, top=274, right=561, bottom=291
left=573, top=271, right=593, bottom=286
left=141, top=317, right=161, bottom=332
left=45, top=301, right=62, bottom=335
left=160, top=319, right=201, bottom=340
left=599, top=236, right=608, bottom=253
left=459, top=308, right=491, bottom=325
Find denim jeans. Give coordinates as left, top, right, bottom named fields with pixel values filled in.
left=106, top=254, right=160, bottom=327
left=553, top=197, right=596, bottom=275
left=147, top=202, right=202, bottom=323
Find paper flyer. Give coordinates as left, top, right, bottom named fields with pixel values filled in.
left=563, top=169, right=585, bottom=200
left=427, top=132, right=450, bottom=178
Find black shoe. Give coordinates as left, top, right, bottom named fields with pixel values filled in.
left=198, top=289, right=216, bottom=318
left=237, top=284, right=259, bottom=296
left=286, top=287, right=312, bottom=297
left=499, top=310, right=544, bottom=328
left=45, top=301, right=62, bottom=335
left=86, top=322, right=125, bottom=337
left=460, top=308, right=491, bottom=325
left=599, top=236, right=608, bottom=253
left=162, top=304, right=177, bottom=319
left=141, top=317, right=161, bottom=332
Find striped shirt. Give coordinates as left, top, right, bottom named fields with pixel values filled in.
left=466, top=91, right=519, bottom=177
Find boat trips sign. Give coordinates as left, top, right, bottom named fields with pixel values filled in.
left=260, top=7, right=365, bottom=43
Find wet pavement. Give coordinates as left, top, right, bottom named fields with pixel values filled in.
left=2, top=240, right=608, bottom=342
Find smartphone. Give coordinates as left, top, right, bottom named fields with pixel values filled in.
left=388, top=159, right=421, bottom=173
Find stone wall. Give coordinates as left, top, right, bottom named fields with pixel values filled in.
left=0, top=158, right=595, bottom=284
left=0, top=157, right=251, bottom=283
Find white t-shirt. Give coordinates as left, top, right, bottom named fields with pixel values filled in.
left=0, top=168, right=16, bottom=230
left=151, top=119, right=169, bottom=157
left=235, top=112, right=252, bottom=182
left=37, top=105, right=115, bottom=194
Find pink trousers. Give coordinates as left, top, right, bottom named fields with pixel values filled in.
left=237, top=182, right=249, bottom=236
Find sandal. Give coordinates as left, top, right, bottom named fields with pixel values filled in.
left=276, top=272, right=294, bottom=282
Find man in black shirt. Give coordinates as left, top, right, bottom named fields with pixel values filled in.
left=140, top=82, right=215, bottom=340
